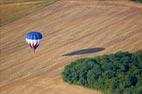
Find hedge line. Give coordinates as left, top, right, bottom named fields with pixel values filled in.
left=131, top=0, right=142, bottom=3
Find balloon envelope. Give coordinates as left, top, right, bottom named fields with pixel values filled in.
left=26, top=32, right=42, bottom=51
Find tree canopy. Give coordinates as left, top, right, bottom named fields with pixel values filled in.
left=62, top=50, right=142, bottom=94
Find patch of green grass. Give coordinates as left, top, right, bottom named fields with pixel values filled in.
left=0, top=0, right=58, bottom=26
left=0, top=0, right=54, bottom=4
left=62, top=50, right=142, bottom=94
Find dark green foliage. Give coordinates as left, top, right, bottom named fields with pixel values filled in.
left=62, top=50, right=142, bottom=94
left=131, top=0, right=142, bottom=3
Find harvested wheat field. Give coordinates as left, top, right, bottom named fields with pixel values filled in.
left=0, top=0, right=142, bottom=94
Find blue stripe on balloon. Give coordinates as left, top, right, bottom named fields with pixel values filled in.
left=26, top=32, right=42, bottom=40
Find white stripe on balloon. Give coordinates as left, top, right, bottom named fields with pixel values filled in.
left=26, top=39, right=41, bottom=46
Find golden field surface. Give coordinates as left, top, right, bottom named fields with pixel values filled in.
left=0, top=0, right=57, bottom=26
left=0, top=0, right=142, bottom=94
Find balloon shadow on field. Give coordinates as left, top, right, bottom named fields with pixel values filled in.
left=63, top=47, right=105, bottom=56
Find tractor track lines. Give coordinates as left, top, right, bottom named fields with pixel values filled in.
left=0, top=1, right=142, bottom=94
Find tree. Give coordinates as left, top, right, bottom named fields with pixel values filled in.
left=62, top=50, right=142, bottom=94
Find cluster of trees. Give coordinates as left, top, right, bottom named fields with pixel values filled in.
left=62, top=50, right=142, bottom=94
left=131, top=0, right=142, bottom=3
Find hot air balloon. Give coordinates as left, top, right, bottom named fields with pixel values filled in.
left=25, top=32, right=42, bottom=53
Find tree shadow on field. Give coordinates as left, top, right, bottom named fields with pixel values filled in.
left=63, top=47, right=105, bottom=56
